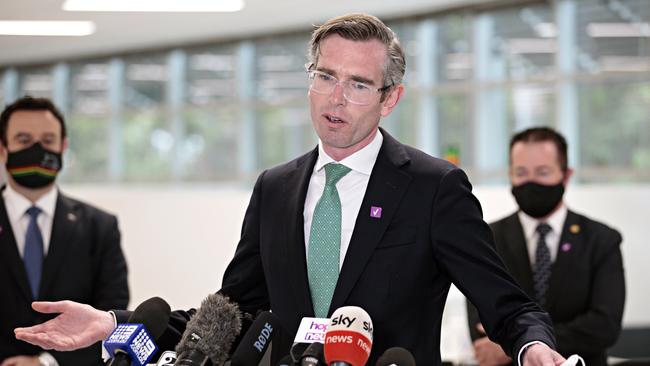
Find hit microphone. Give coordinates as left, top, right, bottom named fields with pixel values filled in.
left=174, top=293, right=242, bottom=366
left=300, top=342, right=325, bottom=366
left=375, top=347, right=415, bottom=366
left=230, top=311, right=286, bottom=366
left=323, top=306, right=373, bottom=366
left=104, top=297, right=172, bottom=366
left=290, top=317, right=329, bottom=364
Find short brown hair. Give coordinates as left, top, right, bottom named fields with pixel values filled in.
left=308, top=13, right=406, bottom=92
left=510, top=126, right=568, bottom=173
left=0, top=96, right=67, bottom=146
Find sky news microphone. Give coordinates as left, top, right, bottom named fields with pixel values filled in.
left=174, top=293, right=242, bottom=366
left=300, top=342, right=325, bottom=366
left=375, top=347, right=416, bottom=366
left=105, top=297, right=171, bottom=366
left=230, top=311, right=286, bottom=366
left=323, top=306, right=373, bottom=366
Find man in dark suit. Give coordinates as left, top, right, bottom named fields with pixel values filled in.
left=0, top=97, right=129, bottom=366
left=466, top=127, right=625, bottom=366
left=14, top=14, right=565, bottom=366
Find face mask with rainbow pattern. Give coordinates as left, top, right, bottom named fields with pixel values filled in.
left=6, top=142, right=62, bottom=189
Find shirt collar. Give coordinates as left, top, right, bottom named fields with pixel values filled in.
left=3, top=184, right=58, bottom=220
left=315, top=129, right=384, bottom=175
left=518, top=203, right=568, bottom=240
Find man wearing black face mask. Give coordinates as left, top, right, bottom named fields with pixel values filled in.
left=0, top=96, right=129, bottom=366
left=466, top=127, right=625, bottom=366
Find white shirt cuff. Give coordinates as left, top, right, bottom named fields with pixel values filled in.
left=101, top=311, right=118, bottom=362
left=517, top=341, right=549, bottom=366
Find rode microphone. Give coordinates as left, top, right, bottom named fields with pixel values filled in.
left=323, top=306, right=373, bottom=366
left=174, top=293, right=242, bottom=365
left=230, top=311, right=286, bottom=366
left=104, top=297, right=171, bottom=366
left=300, top=342, right=325, bottom=366
left=375, top=347, right=415, bottom=366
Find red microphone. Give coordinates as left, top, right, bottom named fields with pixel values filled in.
left=323, top=306, right=373, bottom=366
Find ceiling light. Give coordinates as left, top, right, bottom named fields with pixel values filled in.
left=0, top=21, right=95, bottom=36
left=63, top=0, right=244, bottom=12
left=587, top=22, right=650, bottom=38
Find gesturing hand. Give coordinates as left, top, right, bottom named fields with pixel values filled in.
left=14, top=301, right=115, bottom=351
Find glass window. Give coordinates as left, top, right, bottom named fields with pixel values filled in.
left=19, top=67, right=53, bottom=99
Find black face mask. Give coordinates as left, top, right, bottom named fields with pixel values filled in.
left=5, top=143, right=63, bottom=189
left=511, top=181, right=565, bottom=218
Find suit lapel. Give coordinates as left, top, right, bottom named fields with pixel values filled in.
left=40, top=193, right=78, bottom=299
left=329, top=131, right=412, bottom=313
left=546, top=210, right=581, bottom=311
left=0, top=191, right=33, bottom=301
left=284, top=148, right=319, bottom=317
left=502, top=214, right=535, bottom=298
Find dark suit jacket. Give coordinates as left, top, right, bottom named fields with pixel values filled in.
left=0, top=187, right=129, bottom=365
left=146, top=129, right=555, bottom=365
left=467, top=211, right=625, bottom=366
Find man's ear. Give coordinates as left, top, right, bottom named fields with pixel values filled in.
left=380, top=84, right=404, bottom=117
left=563, top=167, right=574, bottom=186
left=0, top=142, right=7, bottom=165
left=61, top=137, right=69, bottom=154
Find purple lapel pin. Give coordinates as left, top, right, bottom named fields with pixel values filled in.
left=370, top=206, right=382, bottom=219
left=561, top=243, right=572, bottom=252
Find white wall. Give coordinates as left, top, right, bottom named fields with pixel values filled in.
left=63, top=183, right=649, bottom=360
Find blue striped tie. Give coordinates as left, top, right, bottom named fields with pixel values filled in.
left=24, top=206, right=44, bottom=300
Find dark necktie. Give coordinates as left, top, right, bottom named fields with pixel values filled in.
left=307, top=163, right=351, bottom=317
left=24, top=206, right=44, bottom=300
left=533, top=223, right=552, bottom=307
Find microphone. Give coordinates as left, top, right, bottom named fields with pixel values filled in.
left=300, top=342, right=325, bottom=366
left=152, top=351, right=177, bottom=366
left=104, top=297, right=171, bottom=366
left=174, top=293, right=242, bottom=366
left=276, top=354, right=295, bottom=366
left=290, top=317, right=329, bottom=364
left=230, top=311, right=287, bottom=366
left=375, top=347, right=415, bottom=366
left=323, top=306, right=373, bottom=366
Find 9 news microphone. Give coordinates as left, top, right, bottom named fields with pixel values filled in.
left=375, top=347, right=415, bottom=366
left=174, top=293, right=242, bottom=366
left=104, top=297, right=172, bottom=366
left=323, top=306, right=373, bottom=366
left=230, top=311, right=286, bottom=366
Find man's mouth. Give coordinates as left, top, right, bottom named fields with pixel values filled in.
left=324, top=114, right=346, bottom=124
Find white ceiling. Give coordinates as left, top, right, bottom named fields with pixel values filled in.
left=0, top=0, right=491, bottom=67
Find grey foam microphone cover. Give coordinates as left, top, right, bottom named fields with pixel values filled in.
left=175, top=293, right=242, bottom=365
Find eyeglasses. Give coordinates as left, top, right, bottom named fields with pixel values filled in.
left=307, top=70, right=392, bottom=106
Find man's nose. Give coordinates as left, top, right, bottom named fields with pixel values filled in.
left=329, top=82, right=346, bottom=105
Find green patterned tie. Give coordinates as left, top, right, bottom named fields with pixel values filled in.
left=308, top=163, right=351, bottom=317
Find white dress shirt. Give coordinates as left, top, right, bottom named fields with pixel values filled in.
left=518, top=204, right=568, bottom=264
left=2, top=184, right=57, bottom=257
left=303, top=130, right=383, bottom=270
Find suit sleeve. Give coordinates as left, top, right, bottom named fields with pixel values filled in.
left=553, top=228, right=625, bottom=354
left=219, top=170, right=271, bottom=316
left=430, top=168, right=556, bottom=357
left=466, top=298, right=484, bottom=342
left=91, top=214, right=129, bottom=311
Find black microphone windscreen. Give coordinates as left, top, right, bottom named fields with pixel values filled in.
left=300, top=342, right=324, bottom=366
left=127, top=296, right=171, bottom=341
left=276, top=355, right=294, bottom=366
left=175, top=293, right=242, bottom=365
left=375, top=347, right=416, bottom=366
left=230, top=311, right=284, bottom=366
